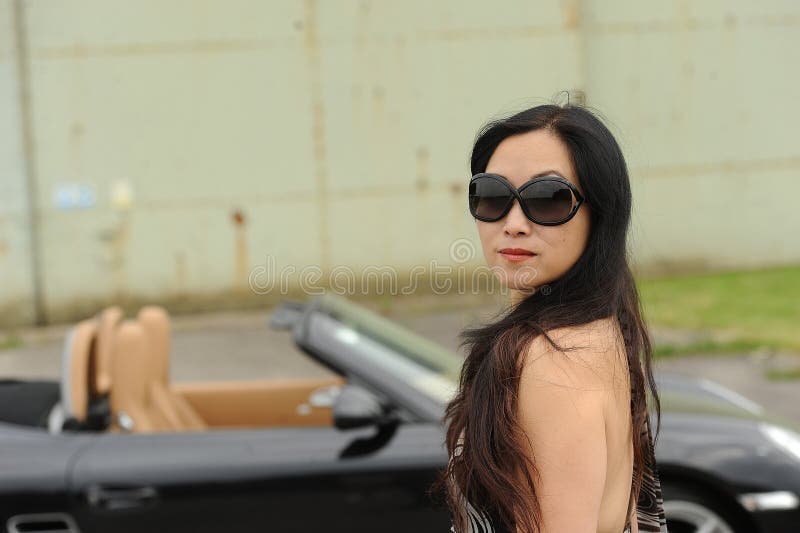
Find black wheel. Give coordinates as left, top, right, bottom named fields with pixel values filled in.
left=661, top=481, right=752, bottom=533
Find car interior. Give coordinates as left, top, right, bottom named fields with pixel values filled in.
left=53, top=305, right=347, bottom=434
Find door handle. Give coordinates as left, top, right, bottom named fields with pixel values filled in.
left=86, top=485, right=159, bottom=511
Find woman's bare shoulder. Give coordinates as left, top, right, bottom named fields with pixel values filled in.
left=520, top=316, right=627, bottom=392
left=540, top=315, right=621, bottom=347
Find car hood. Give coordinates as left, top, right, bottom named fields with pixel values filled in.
left=656, top=372, right=800, bottom=432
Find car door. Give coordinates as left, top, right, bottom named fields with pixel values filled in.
left=0, top=423, right=92, bottom=532
left=69, top=423, right=450, bottom=533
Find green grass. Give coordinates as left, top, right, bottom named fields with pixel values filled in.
left=638, top=265, right=800, bottom=354
left=765, top=367, right=800, bottom=381
left=0, top=332, right=22, bottom=351
left=652, top=339, right=779, bottom=358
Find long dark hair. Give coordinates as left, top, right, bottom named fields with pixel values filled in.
left=432, top=102, right=662, bottom=533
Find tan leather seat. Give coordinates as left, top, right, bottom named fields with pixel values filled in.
left=137, top=306, right=205, bottom=430
left=137, top=306, right=170, bottom=384
left=174, top=377, right=346, bottom=429
left=109, top=311, right=206, bottom=433
left=108, top=304, right=340, bottom=432
left=60, top=319, right=98, bottom=424
left=109, top=320, right=158, bottom=432
left=91, top=306, right=123, bottom=396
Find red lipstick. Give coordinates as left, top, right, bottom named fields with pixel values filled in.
left=498, top=248, right=536, bottom=262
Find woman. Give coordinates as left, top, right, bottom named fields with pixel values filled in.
left=434, top=103, right=669, bottom=533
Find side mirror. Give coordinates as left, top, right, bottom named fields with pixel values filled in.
left=333, top=385, right=397, bottom=430
left=268, top=301, right=306, bottom=331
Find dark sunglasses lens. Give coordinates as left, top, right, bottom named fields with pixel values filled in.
left=469, top=178, right=512, bottom=220
left=521, top=181, right=575, bottom=223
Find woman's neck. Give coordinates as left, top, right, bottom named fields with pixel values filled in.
left=509, top=287, right=536, bottom=307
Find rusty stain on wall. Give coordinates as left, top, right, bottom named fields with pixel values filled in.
left=303, top=0, right=332, bottom=272
left=415, top=25, right=562, bottom=43
left=231, top=208, right=249, bottom=292
left=174, top=251, right=187, bottom=295
left=0, top=221, right=7, bottom=258
left=561, top=0, right=581, bottom=30
left=371, top=85, right=385, bottom=124
left=355, top=0, right=371, bottom=51
left=25, top=15, right=799, bottom=64
left=70, top=121, right=85, bottom=181
left=111, top=215, right=130, bottom=298
left=98, top=214, right=130, bottom=298
left=102, top=192, right=309, bottom=212
left=635, top=156, right=800, bottom=180
left=415, top=146, right=430, bottom=192
left=32, top=39, right=282, bottom=61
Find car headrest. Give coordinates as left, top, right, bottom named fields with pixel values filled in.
left=60, top=319, right=98, bottom=423
left=109, top=319, right=155, bottom=432
left=136, top=305, right=171, bottom=384
left=92, top=305, right=124, bottom=395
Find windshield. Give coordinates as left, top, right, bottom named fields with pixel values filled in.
left=315, top=293, right=462, bottom=404
left=309, top=294, right=800, bottom=432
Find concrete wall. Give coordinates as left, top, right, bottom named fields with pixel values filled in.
left=1, top=0, right=798, bottom=325
left=1, top=0, right=37, bottom=325
left=585, top=1, right=800, bottom=273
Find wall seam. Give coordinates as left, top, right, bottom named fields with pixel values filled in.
left=12, top=0, right=46, bottom=324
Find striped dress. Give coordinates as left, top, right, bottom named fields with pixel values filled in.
left=449, top=416, right=669, bottom=533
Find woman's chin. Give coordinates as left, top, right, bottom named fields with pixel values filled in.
left=493, top=266, right=541, bottom=288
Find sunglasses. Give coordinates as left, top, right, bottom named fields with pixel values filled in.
left=468, top=173, right=585, bottom=226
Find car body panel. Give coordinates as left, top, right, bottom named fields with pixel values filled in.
left=1, top=294, right=799, bottom=532
left=67, top=424, right=448, bottom=533
left=0, top=423, right=92, bottom=521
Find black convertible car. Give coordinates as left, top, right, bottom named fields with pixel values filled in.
left=1, top=293, right=799, bottom=533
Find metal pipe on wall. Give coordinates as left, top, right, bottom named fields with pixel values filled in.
left=11, top=0, right=46, bottom=325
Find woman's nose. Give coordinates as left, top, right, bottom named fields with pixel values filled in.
left=502, top=199, right=532, bottom=236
